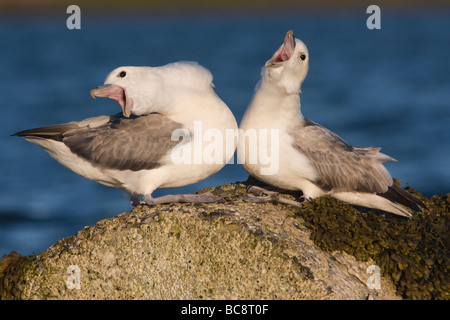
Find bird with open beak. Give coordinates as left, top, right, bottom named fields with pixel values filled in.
left=238, top=30, right=424, bottom=217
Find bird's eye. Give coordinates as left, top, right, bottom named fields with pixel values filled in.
left=300, top=54, right=306, bottom=61
left=118, top=71, right=127, bottom=78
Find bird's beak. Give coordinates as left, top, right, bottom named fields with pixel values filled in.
left=90, top=84, right=133, bottom=118
left=90, top=84, right=111, bottom=99
left=265, top=30, right=296, bottom=68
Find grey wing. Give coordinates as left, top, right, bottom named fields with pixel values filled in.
left=290, top=120, right=395, bottom=193
left=13, top=114, right=122, bottom=141
left=63, top=114, right=183, bottom=171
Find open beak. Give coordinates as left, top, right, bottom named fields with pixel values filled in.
left=90, top=84, right=133, bottom=117
left=265, top=30, right=296, bottom=68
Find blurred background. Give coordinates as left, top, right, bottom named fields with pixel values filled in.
left=0, top=1, right=449, bottom=257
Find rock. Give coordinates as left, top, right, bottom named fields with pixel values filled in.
left=0, top=183, right=402, bottom=300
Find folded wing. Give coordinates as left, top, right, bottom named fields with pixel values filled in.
left=14, top=113, right=183, bottom=172
left=290, top=119, right=395, bottom=194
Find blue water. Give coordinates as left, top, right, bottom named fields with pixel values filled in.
left=1, top=10, right=449, bottom=257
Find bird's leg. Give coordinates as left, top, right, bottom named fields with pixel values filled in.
left=140, top=191, right=224, bottom=206
left=239, top=194, right=304, bottom=207
left=129, top=194, right=141, bottom=207
left=239, top=184, right=306, bottom=207
left=246, top=185, right=281, bottom=196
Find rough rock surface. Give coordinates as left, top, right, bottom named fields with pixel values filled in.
left=0, top=184, right=400, bottom=300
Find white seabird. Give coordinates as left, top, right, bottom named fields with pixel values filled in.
left=238, top=30, right=424, bottom=217
left=14, top=62, right=238, bottom=206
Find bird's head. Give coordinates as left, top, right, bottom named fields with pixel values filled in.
left=263, top=30, right=309, bottom=95
left=90, top=62, right=213, bottom=117
left=90, top=66, right=163, bottom=117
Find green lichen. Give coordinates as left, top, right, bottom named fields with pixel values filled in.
left=0, top=252, right=34, bottom=300
left=293, top=182, right=449, bottom=300
left=171, top=224, right=182, bottom=240
left=211, top=183, right=249, bottom=197
left=249, top=237, right=258, bottom=250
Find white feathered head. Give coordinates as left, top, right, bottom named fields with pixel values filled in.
left=263, top=30, right=309, bottom=95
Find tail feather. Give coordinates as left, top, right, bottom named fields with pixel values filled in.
left=12, top=123, right=78, bottom=142
left=378, top=184, right=426, bottom=212
left=12, top=114, right=122, bottom=141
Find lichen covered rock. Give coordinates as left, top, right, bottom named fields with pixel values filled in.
left=0, top=185, right=398, bottom=300
left=0, top=181, right=447, bottom=300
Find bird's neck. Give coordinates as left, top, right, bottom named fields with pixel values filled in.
left=250, top=80, right=304, bottom=122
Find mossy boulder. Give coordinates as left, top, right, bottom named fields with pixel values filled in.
left=0, top=182, right=447, bottom=300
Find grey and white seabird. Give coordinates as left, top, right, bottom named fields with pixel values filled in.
left=14, top=62, right=238, bottom=206
left=238, top=30, right=424, bottom=217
